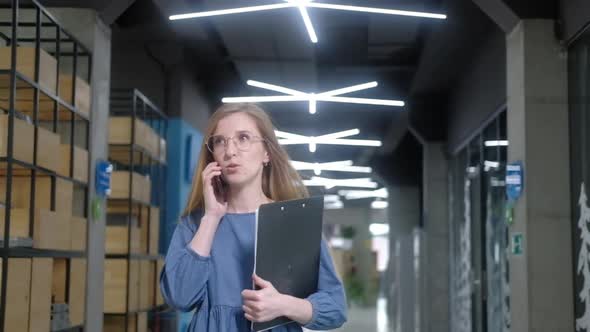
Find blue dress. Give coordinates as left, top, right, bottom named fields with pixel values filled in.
left=160, top=210, right=348, bottom=331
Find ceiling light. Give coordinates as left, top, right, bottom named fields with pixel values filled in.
left=484, top=140, right=509, bottom=147
left=222, top=80, right=404, bottom=114
left=369, top=223, right=389, bottom=236
left=170, top=1, right=446, bottom=43
left=324, top=194, right=342, bottom=203
left=325, top=200, right=344, bottom=209
left=303, top=176, right=378, bottom=189
left=371, top=200, right=388, bottom=209
left=275, top=129, right=382, bottom=153
left=338, top=188, right=388, bottom=200
left=291, top=160, right=372, bottom=175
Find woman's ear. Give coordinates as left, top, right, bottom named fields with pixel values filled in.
left=263, top=150, right=270, bottom=164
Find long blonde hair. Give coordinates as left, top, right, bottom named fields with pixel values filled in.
left=182, top=103, right=309, bottom=216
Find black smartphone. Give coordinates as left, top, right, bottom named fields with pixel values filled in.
left=213, top=175, right=227, bottom=202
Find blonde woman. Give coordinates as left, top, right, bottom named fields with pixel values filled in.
left=160, top=104, right=347, bottom=331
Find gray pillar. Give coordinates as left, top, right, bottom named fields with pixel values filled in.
left=423, top=143, right=450, bottom=332
left=387, top=185, right=420, bottom=332
left=506, top=19, right=573, bottom=332
left=47, top=9, right=111, bottom=332
left=348, top=207, right=376, bottom=306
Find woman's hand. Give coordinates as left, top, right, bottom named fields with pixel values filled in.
left=241, top=275, right=287, bottom=323
left=202, top=161, right=227, bottom=219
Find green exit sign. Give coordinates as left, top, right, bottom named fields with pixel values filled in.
left=512, top=233, right=524, bottom=256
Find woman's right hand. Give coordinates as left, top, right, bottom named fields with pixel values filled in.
left=202, top=162, right=228, bottom=220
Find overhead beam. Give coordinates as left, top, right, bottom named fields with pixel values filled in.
left=100, top=0, right=136, bottom=26
left=472, top=0, right=520, bottom=33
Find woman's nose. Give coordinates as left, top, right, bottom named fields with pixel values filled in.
left=224, top=138, right=238, bottom=156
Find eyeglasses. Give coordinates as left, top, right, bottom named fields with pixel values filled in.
left=206, top=131, right=266, bottom=154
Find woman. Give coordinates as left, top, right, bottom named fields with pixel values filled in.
left=160, top=103, right=348, bottom=331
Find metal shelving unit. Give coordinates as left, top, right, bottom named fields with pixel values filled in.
left=105, top=88, right=168, bottom=332
left=0, top=0, right=91, bottom=331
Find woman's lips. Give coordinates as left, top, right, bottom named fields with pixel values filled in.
left=225, top=165, right=240, bottom=173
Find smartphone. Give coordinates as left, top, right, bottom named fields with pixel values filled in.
left=213, top=175, right=227, bottom=202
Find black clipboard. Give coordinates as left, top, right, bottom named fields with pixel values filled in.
left=251, top=196, right=325, bottom=332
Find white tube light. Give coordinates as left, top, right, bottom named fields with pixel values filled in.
left=484, top=140, right=509, bottom=147
left=224, top=80, right=404, bottom=114
left=369, top=223, right=390, bottom=236
left=338, top=188, right=388, bottom=200
left=297, top=5, right=318, bottom=43
left=170, top=1, right=446, bottom=44
left=169, top=3, right=296, bottom=20
left=276, top=129, right=382, bottom=152
left=318, top=129, right=360, bottom=140
left=371, top=200, right=388, bottom=209
left=319, top=96, right=405, bottom=107
left=308, top=3, right=447, bottom=19
left=290, top=160, right=372, bottom=174
left=324, top=194, right=341, bottom=203
left=303, top=176, right=378, bottom=189
left=222, top=95, right=307, bottom=103
left=247, top=80, right=306, bottom=96
left=325, top=200, right=344, bottom=209
left=317, top=81, right=378, bottom=97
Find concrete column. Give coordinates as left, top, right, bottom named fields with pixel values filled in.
left=352, top=207, right=376, bottom=305
left=47, top=9, right=111, bottom=332
left=387, top=185, right=420, bottom=331
left=506, top=19, right=573, bottom=332
left=423, top=142, right=450, bottom=332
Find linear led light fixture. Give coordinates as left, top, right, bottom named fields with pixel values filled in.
left=223, top=80, right=404, bottom=114
left=303, top=176, right=378, bottom=189
left=169, top=1, right=446, bottom=44
left=484, top=140, right=509, bottom=147
left=291, top=160, right=372, bottom=175
left=338, top=187, right=388, bottom=200
left=369, top=223, right=390, bottom=236
left=371, top=200, right=388, bottom=209
left=324, top=194, right=343, bottom=209
left=275, top=129, right=382, bottom=153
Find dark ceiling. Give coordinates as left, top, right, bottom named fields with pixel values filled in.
left=40, top=0, right=499, bottom=191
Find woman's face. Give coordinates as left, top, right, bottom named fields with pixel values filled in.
left=210, top=112, right=269, bottom=189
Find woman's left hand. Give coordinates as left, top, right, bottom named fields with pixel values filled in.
left=241, top=274, right=286, bottom=323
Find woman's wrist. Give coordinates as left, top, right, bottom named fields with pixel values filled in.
left=202, top=212, right=223, bottom=224
left=280, top=294, right=313, bottom=325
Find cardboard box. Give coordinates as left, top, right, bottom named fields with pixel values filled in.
left=110, top=171, right=151, bottom=204
left=103, top=315, right=136, bottom=332
left=139, top=260, right=155, bottom=310
left=36, top=125, right=60, bottom=172
left=0, top=114, right=35, bottom=164
left=29, top=258, right=52, bottom=332
left=58, top=75, right=90, bottom=118
left=0, top=176, right=73, bottom=216
left=104, top=258, right=140, bottom=313
left=0, top=207, right=69, bottom=250
left=109, top=117, right=160, bottom=157
left=1, top=258, right=31, bottom=332
left=149, top=207, right=159, bottom=255
left=0, top=47, right=57, bottom=94
left=69, top=259, right=86, bottom=326
left=59, top=144, right=88, bottom=183
left=106, top=225, right=141, bottom=254
left=34, top=209, right=69, bottom=250
left=0, top=207, right=29, bottom=239
left=137, top=312, right=147, bottom=332
left=52, top=258, right=67, bottom=303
